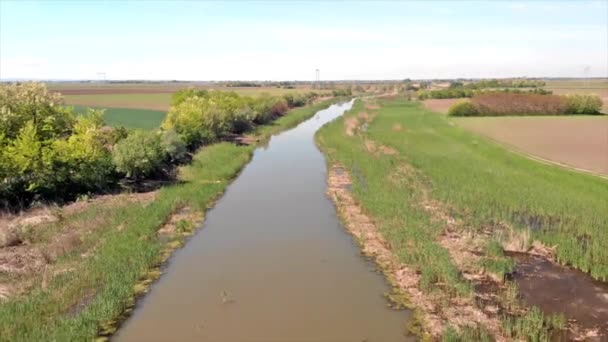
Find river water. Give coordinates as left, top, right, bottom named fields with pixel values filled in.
left=115, top=101, right=412, bottom=342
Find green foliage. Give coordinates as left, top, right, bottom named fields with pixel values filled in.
left=162, top=90, right=317, bottom=147
left=171, top=88, right=209, bottom=106
left=480, top=240, right=515, bottom=280
left=52, top=110, right=115, bottom=193
left=442, top=325, right=493, bottom=342
left=162, top=95, right=232, bottom=147
left=160, top=129, right=187, bottom=163
left=0, top=82, right=75, bottom=141
left=0, top=84, right=114, bottom=204
left=331, top=88, right=353, bottom=97
left=503, top=307, right=565, bottom=342
left=565, top=94, right=603, bottom=114
left=448, top=100, right=479, bottom=116
left=112, top=130, right=164, bottom=179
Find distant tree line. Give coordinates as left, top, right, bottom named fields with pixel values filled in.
left=417, top=87, right=552, bottom=100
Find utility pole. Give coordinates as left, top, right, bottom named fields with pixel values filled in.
left=315, top=69, right=320, bottom=89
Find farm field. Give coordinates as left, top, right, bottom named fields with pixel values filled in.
left=64, top=93, right=172, bottom=111
left=52, top=83, right=328, bottom=111
left=317, top=98, right=608, bottom=339
left=422, top=98, right=458, bottom=113
left=72, top=106, right=166, bottom=130
left=455, top=116, right=608, bottom=176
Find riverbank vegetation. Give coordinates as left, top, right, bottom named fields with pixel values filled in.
left=316, top=97, right=608, bottom=339
left=0, top=91, right=339, bottom=341
left=0, top=83, right=320, bottom=209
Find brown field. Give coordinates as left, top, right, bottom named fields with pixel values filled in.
left=422, top=99, right=458, bottom=113
left=455, top=116, right=608, bottom=176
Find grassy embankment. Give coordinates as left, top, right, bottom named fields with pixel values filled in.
left=316, top=98, right=608, bottom=339
left=0, top=99, right=337, bottom=341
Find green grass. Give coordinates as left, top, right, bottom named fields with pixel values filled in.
left=317, top=99, right=471, bottom=298
left=72, top=106, right=166, bottom=130
left=0, top=99, right=337, bottom=341
left=316, top=97, right=608, bottom=338
left=323, top=98, right=608, bottom=280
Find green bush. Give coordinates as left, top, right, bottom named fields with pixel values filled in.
left=160, top=129, right=187, bottom=163
left=0, top=84, right=116, bottom=204
left=565, top=94, right=603, bottom=114
left=112, top=130, right=164, bottom=179
left=448, top=100, right=479, bottom=116
left=162, top=96, right=228, bottom=147
left=53, top=110, right=115, bottom=193
left=171, top=88, right=209, bottom=106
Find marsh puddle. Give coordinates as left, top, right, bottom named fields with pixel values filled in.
left=114, top=101, right=412, bottom=342
left=509, top=252, right=608, bottom=337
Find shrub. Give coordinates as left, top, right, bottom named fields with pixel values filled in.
left=53, top=110, right=114, bottom=193
left=565, top=94, right=603, bottom=114
left=283, top=93, right=307, bottom=107
left=0, top=84, right=115, bottom=204
left=112, top=130, right=164, bottom=179
left=160, top=129, right=187, bottom=163
left=162, top=96, right=230, bottom=147
left=171, top=88, right=209, bottom=106
left=448, top=100, right=479, bottom=116
left=270, top=98, right=289, bottom=116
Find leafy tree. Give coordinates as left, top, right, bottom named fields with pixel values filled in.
left=0, top=82, right=74, bottom=141
left=112, top=130, right=164, bottom=179
left=160, top=129, right=187, bottom=163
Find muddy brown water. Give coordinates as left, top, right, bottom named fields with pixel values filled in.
left=114, top=101, right=413, bottom=342
left=509, top=252, right=608, bottom=337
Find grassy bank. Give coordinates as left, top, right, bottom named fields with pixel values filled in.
left=0, top=99, right=337, bottom=341
left=316, top=97, right=608, bottom=338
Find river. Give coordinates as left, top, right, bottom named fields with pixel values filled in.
left=115, top=100, right=412, bottom=342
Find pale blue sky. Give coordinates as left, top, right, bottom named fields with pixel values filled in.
left=1, top=0, right=606, bottom=80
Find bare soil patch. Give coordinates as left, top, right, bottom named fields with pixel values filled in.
left=509, top=252, right=608, bottom=338
left=422, top=99, right=459, bottom=114
left=456, top=116, right=608, bottom=176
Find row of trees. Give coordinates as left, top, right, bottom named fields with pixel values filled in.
left=417, top=87, right=552, bottom=100
left=448, top=93, right=603, bottom=116
left=455, top=79, right=546, bottom=89
left=0, top=83, right=321, bottom=208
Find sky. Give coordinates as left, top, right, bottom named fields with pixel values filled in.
left=0, top=0, right=607, bottom=81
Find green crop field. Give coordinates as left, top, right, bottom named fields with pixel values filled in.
left=64, top=94, right=173, bottom=111
left=72, top=106, right=166, bottom=130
